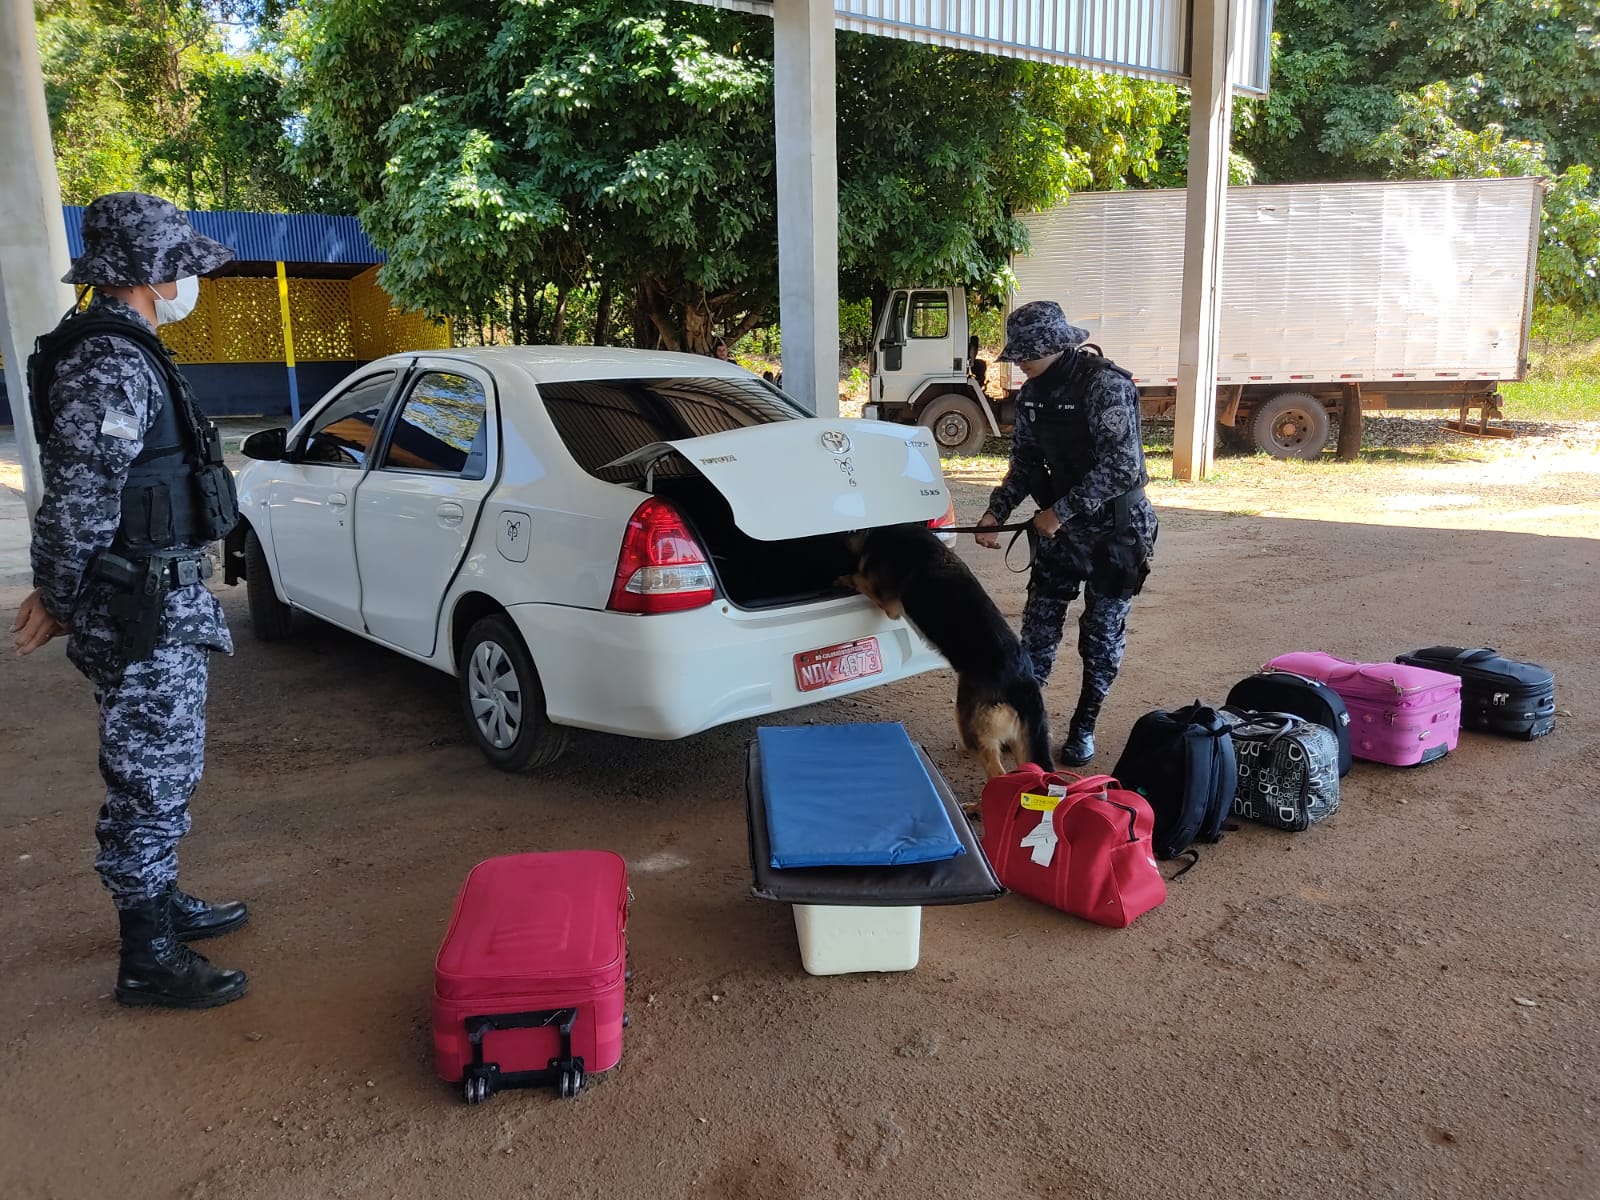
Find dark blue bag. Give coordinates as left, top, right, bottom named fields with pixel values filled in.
left=1110, top=703, right=1236, bottom=861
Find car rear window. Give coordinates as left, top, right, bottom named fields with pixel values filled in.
left=540, top=377, right=806, bottom=482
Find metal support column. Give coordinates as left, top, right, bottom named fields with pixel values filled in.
left=0, top=2, right=75, bottom=518
left=772, top=0, right=839, bottom=417
left=275, top=260, right=301, bottom=424
left=1172, top=0, right=1235, bottom=481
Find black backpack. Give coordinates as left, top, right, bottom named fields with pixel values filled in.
left=1110, top=703, right=1236, bottom=860
left=1226, top=671, right=1353, bottom=777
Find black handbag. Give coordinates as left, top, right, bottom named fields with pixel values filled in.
left=1219, top=708, right=1341, bottom=832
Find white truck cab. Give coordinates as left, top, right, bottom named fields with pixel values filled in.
left=864, top=287, right=998, bottom=456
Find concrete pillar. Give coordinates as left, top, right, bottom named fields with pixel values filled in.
left=0, top=0, right=75, bottom=519
left=1172, top=0, right=1234, bottom=481
left=772, top=0, right=839, bottom=418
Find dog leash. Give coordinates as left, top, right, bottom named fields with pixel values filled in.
left=941, top=520, right=1039, bottom=573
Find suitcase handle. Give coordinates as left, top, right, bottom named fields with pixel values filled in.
left=462, top=1007, right=586, bottom=1104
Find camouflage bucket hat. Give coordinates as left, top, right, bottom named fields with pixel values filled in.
left=996, top=300, right=1090, bottom=363
left=62, top=192, right=235, bottom=286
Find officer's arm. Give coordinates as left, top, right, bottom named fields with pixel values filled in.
left=30, top=339, right=155, bottom=622
left=985, top=400, right=1045, bottom=522
left=1052, top=372, right=1144, bottom=522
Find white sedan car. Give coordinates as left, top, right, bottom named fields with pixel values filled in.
left=225, top=347, right=956, bottom=769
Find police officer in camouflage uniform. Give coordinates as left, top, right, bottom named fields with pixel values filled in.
left=9, top=193, right=249, bottom=1009
left=975, top=301, right=1157, bottom=767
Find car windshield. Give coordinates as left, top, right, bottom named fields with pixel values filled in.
left=539, top=376, right=807, bottom=483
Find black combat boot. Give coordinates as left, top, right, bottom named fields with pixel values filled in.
left=169, top=885, right=249, bottom=942
left=1059, top=695, right=1103, bottom=767
left=115, top=893, right=248, bottom=1009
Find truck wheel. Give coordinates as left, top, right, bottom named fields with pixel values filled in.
left=919, top=394, right=988, bottom=457
left=1251, top=392, right=1330, bottom=460
left=458, top=614, right=570, bottom=772
left=244, top=526, right=295, bottom=642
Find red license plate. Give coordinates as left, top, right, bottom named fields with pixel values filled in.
left=794, top=637, right=884, bottom=693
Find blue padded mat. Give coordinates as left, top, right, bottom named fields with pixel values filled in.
left=756, top=723, right=965, bottom=869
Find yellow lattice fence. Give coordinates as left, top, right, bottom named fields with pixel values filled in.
left=4, top=273, right=448, bottom=373
left=350, top=267, right=451, bottom=360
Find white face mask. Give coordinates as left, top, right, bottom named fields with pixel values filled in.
left=149, top=275, right=199, bottom=325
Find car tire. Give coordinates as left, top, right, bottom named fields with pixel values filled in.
left=244, top=526, right=294, bottom=642
left=918, top=394, right=989, bottom=457
left=458, top=614, right=570, bottom=772
left=1251, top=392, right=1331, bottom=460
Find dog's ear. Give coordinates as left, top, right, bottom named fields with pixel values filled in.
left=844, top=529, right=867, bottom=557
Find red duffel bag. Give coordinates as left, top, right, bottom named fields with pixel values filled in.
left=979, top=766, right=1166, bottom=929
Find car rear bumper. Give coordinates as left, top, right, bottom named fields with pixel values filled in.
left=505, top=596, right=947, bottom=740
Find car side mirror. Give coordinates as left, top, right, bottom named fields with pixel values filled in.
left=241, top=427, right=287, bottom=461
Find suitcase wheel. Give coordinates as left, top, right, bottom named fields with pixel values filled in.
left=557, top=1064, right=584, bottom=1099
left=464, top=1073, right=494, bottom=1105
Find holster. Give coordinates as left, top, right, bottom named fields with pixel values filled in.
left=91, top=551, right=175, bottom=663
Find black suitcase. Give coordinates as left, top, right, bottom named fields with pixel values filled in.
left=1226, top=671, right=1353, bottom=777
left=1394, top=647, right=1555, bottom=740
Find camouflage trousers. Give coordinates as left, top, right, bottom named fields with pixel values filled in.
left=92, top=642, right=209, bottom=908
left=1019, top=541, right=1134, bottom=720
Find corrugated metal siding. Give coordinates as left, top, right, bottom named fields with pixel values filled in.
left=62, top=206, right=384, bottom=266
left=1010, top=178, right=1542, bottom=385
left=686, top=0, right=1273, bottom=93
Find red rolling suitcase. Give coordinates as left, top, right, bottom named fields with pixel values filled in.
left=432, top=851, right=629, bottom=1105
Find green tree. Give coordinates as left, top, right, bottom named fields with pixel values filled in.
left=1241, top=0, right=1600, bottom=182
left=38, top=0, right=318, bottom=211
left=295, top=0, right=1182, bottom=350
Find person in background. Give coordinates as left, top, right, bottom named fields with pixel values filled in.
left=968, top=333, right=989, bottom=392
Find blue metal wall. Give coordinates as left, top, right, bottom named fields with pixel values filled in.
left=1, top=361, right=358, bottom=427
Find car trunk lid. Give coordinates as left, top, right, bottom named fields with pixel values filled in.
left=604, top=419, right=949, bottom=541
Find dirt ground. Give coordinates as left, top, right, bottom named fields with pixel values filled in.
left=2, top=419, right=1597, bottom=1200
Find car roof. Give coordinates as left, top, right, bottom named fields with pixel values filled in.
left=397, top=344, right=760, bottom=386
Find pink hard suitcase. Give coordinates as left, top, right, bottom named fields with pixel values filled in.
left=1264, top=652, right=1461, bottom=767
left=433, top=851, right=629, bottom=1105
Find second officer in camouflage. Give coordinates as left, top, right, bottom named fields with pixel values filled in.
left=975, top=300, right=1157, bottom=766
left=10, top=192, right=249, bottom=1009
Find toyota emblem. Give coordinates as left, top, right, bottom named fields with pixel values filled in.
left=820, top=430, right=852, bottom=455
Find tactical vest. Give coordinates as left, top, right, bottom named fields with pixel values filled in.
left=28, top=309, right=239, bottom=554
left=1017, top=347, right=1135, bottom=506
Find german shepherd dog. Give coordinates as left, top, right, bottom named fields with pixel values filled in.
left=843, top=523, right=1053, bottom=781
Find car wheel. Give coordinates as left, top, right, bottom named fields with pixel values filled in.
left=1251, top=392, right=1331, bottom=460
left=918, top=394, right=989, bottom=457
left=244, top=526, right=294, bottom=642
left=458, top=614, right=570, bottom=772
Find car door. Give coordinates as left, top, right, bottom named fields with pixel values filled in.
left=266, top=369, right=401, bottom=630
left=353, top=363, right=496, bottom=657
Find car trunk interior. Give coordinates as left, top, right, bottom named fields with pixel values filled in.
left=646, top=474, right=859, bottom=610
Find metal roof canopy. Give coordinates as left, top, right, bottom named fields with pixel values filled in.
left=59, top=206, right=386, bottom=267
left=703, top=0, right=1273, bottom=93
left=696, top=0, right=1263, bottom=481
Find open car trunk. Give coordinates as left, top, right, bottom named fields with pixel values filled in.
left=605, top=419, right=949, bottom=611
left=650, top=475, right=858, bottom=609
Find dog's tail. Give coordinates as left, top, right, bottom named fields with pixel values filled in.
left=1007, top=676, right=1054, bottom=771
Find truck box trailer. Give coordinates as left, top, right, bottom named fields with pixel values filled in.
left=865, top=176, right=1544, bottom=459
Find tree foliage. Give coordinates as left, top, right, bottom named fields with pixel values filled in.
left=38, top=0, right=325, bottom=211
left=295, top=0, right=1182, bottom=350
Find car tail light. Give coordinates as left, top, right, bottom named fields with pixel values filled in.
left=927, top=496, right=956, bottom=529
left=607, top=498, right=716, bottom=614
